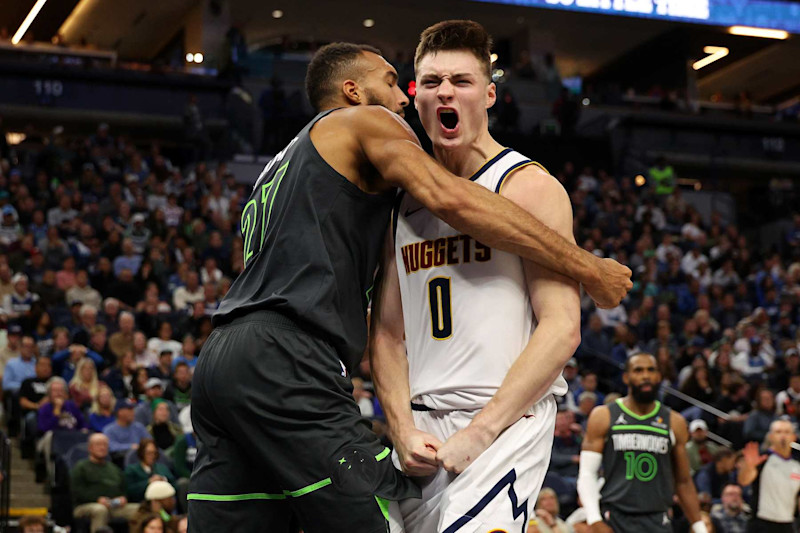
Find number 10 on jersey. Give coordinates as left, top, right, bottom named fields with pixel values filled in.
left=428, top=277, right=452, bottom=340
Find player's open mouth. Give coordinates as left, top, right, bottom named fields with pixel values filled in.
left=437, top=107, right=459, bottom=133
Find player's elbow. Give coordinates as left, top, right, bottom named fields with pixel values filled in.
left=551, top=315, right=582, bottom=356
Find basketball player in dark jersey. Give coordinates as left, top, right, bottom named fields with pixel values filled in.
left=578, top=353, right=705, bottom=533
left=187, top=43, right=632, bottom=533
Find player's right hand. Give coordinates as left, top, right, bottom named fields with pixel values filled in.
left=585, top=257, right=632, bottom=309
left=395, top=428, right=443, bottom=477
left=589, top=521, right=614, bottom=533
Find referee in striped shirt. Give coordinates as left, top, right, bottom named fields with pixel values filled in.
left=738, top=419, right=800, bottom=533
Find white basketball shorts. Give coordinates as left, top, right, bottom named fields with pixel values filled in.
left=388, top=394, right=557, bottom=533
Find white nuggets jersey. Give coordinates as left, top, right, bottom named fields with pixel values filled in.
left=394, top=148, right=568, bottom=410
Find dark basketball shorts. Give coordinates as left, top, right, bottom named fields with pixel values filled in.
left=187, top=311, right=419, bottom=533
left=600, top=506, right=673, bottom=533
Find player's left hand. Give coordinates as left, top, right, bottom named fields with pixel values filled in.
left=436, top=424, right=495, bottom=474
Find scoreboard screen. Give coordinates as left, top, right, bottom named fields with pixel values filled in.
left=471, top=0, right=800, bottom=33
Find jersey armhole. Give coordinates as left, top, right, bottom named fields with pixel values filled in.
left=391, top=190, right=406, bottom=243
left=495, top=161, right=549, bottom=194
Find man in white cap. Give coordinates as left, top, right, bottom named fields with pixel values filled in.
left=130, top=480, right=178, bottom=532
left=685, top=419, right=721, bottom=476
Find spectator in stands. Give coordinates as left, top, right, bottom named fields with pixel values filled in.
left=18, top=356, right=52, bottom=454
left=149, top=351, right=175, bottom=385
left=69, top=357, right=102, bottom=411
left=694, top=448, right=738, bottom=501
left=53, top=343, right=104, bottom=383
left=0, top=324, right=22, bottom=382
left=71, top=304, right=98, bottom=346
left=743, top=389, right=776, bottom=444
left=89, top=384, right=117, bottom=432
left=18, top=516, right=46, bottom=533
left=2, top=334, right=37, bottom=394
left=109, top=312, right=136, bottom=360
left=733, top=336, right=774, bottom=380
left=710, top=483, right=749, bottom=533
left=147, top=400, right=182, bottom=451
left=113, top=239, right=142, bottom=278
left=104, top=350, right=137, bottom=399
left=171, top=335, right=197, bottom=370
left=575, top=391, right=596, bottom=424
left=66, top=270, right=102, bottom=308
left=135, top=513, right=169, bottom=533
left=775, top=373, right=800, bottom=415
left=124, top=438, right=177, bottom=503
left=686, top=419, right=721, bottom=476
left=573, top=371, right=604, bottom=406
left=530, top=488, right=571, bottom=533
left=103, top=399, right=151, bottom=459
left=56, top=256, right=78, bottom=291
left=164, top=362, right=191, bottom=410
left=147, top=322, right=182, bottom=361
left=132, top=331, right=155, bottom=368
left=72, top=433, right=138, bottom=532
left=2, top=273, right=39, bottom=323
left=550, top=409, right=582, bottom=486
left=135, top=378, right=178, bottom=426
left=36, top=375, right=87, bottom=478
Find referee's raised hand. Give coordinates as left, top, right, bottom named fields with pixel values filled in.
left=742, top=441, right=767, bottom=468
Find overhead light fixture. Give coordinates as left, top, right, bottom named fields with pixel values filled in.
left=490, top=53, right=498, bottom=63
left=186, top=53, right=194, bottom=63
left=12, top=0, right=49, bottom=44
left=363, top=19, right=375, bottom=28
left=692, top=46, right=729, bottom=70
left=272, top=10, right=283, bottom=19
left=193, top=53, right=204, bottom=63
left=729, top=26, right=788, bottom=40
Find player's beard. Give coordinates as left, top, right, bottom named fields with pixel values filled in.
left=363, top=87, right=404, bottom=117
left=630, top=381, right=661, bottom=404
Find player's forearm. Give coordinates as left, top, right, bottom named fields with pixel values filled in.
left=470, top=317, right=580, bottom=438
left=370, top=337, right=415, bottom=437
left=396, top=153, right=600, bottom=288
left=676, top=479, right=702, bottom=524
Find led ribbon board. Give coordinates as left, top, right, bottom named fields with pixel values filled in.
left=470, top=0, right=800, bottom=34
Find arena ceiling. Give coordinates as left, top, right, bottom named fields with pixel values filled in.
left=2, top=0, right=798, bottom=103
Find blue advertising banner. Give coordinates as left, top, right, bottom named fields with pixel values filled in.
left=471, top=0, right=800, bottom=33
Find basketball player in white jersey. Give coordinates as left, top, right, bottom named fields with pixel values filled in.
left=371, top=20, right=581, bottom=533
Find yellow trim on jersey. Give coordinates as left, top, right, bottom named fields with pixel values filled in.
left=428, top=276, right=453, bottom=341
left=497, top=161, right=549, bottom=195
left=468, top=148, right=512, bottom=181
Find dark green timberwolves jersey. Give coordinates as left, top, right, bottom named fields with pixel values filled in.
left=214, top=109, right=395, bottom=371
left=600, top=399, right=674, bottom=514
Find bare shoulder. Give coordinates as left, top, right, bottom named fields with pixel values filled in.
left=500, top=164, right=571, bottom=215
left=333, top=105, right=417, bottom=139
left=670, top=409, right=689, bottom=433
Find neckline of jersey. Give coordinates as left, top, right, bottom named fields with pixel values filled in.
left=469, top=148, right=512, bottom=182
left=616, top=398, right=661, bottom=420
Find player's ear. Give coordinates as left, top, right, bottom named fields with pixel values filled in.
left=342, top=79, right=361, bottom=106
left=486, top=81, right=497, bottom=109
left=622, top=371, right=629, bottom=386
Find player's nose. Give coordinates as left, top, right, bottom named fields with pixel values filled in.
left=437, top=79, right=455, bottom=100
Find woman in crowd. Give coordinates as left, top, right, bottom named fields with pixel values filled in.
left=88, top=384, right=117, bottom=432
left=147, top=400, right=182, bottom=452
left=69, top=357, right=102, bottom=411
left=124, top=438, right=177, bottom=503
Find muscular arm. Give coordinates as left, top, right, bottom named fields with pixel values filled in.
left=475, top=170, right=581, bottom=434
left=434, top=169, right=581, bottom=473
left=578, top=406, right=609, bottom=527
left=369, top=227, right=442, bottom=476
left=352, top=106, right=631, bottom=308
left=671, top=411, right=703, bottom=526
